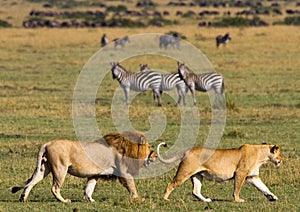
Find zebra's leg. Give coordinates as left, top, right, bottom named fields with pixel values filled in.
left=152, top=90, right=157, bottom=101
left=176, top=87, right=182, bottom=105
left=181, top=87, right=187, bottom=106
left=124, top=87, right=130, bottom=105
left=177, top=94, right=181, bottom=105
left=190, top=86, right=197, bottom=106
left=213, top=92, right=225, bottom=109
left=154, top=89, right=162, bottom=107
left=182, top=90, right=186, bottom=106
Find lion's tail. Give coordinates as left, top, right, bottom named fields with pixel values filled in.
left=157, top=142, right=186, bottom=164
left=11, top=142, right=49, bottom=194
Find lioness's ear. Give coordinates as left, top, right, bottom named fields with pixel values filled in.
left=270, top=145, right=280, bottom=153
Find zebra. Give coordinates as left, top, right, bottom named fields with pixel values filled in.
left=216, top=33, right=231, bottom=48
left=159, top=33, right=181, bottom=50
left=111, top=62, right=162, bottom=106
left=140, top=64, right=187, bottom=105
left=101, top=33, right=109, bottom=47
left=114, top=36, right=130, bottom=49
left=177, top=62, right=224, bottom=107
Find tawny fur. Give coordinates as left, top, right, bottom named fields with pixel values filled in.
left=12, top=131, right=157, bottom=203
left=157, top=142, right=282, bottom=202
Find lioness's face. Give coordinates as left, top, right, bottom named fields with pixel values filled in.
left=144, top=144, right=157, bottom=168
left=270, top=145, right=283, bottom=167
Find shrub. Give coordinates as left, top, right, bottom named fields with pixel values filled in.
left=213, top=16, right=268, bottom=27
left=284, top=16, right=300, bottom=25
left=107, top=18, right=144, bottom=27
left=148, top=17, right=174, bottom=26
left=0, top=20, right=12, bottom=27
left=213, top=17, right=250, bottom=27
left=106, top=5, right=127, bottom=13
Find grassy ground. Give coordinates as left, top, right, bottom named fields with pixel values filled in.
left=0, top=22, right=299, bottom=212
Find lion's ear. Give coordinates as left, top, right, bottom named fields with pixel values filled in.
left=270, top=145, right=280, bottom=154
left=139, top=135, right=147, bottom=144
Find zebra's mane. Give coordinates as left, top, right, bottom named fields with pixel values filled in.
left=115, top=64, right=128, bottom=72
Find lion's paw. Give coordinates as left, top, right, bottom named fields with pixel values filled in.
left=265, top=194, right=278, bottom=201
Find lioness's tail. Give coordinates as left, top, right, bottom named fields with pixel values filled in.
left=11, top=142, right=49, bottom=194
left=157, top=142, right=186, bottom=164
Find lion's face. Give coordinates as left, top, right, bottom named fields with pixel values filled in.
left=270, top=145, right=283, bottom=167
left=144, top=144, right=157, bottom=168
left=103, top=131, right=157, bottom=175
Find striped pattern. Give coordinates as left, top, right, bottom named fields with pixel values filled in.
left=114, top=36, right=130, bottom=49
left=177, top=62, right=224, bottom=106
left=111, top=62, right=162, bottom=106
left=159, top=34, right=181, bottom=50
left=140, top=64, right=187, bottom=105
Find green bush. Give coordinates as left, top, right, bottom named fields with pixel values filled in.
left=148, top=17, right=173, bottom=26
left=107, top=18, right=144, bottom=27
left=213, top=17, right=250, bottom=27
left=106, top=5, right=127, bottom=13
left=62, top=11, right=105, bottom=22
left=0, top=20, right=12, bottom=27
left=284, top=16, right=300, bottom=25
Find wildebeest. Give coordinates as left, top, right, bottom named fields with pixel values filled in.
left=216, top=33, right=231, bottom=48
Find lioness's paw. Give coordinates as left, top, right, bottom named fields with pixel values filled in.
left=203, top=198, right=212, bottom=202
left=64, top=199, right=71, bottom=203
left=235, top=198, right=245, bottom=203
left=84, top=196, right=95, bottom=202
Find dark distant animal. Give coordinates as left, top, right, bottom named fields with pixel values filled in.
left=140, top=64, right=187, bottom=105
left=159, top=34, right=181, bottom=50
left=177, top=62, right=224, bottom=106
left=114, top=36, right=130, bottom=49
left=101, top=34, right=109, bottom=47
left=111, top=62, right=162, bottom=106
left=216, top=33, right=231, bottom=48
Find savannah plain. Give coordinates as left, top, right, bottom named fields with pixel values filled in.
left=0, top=0, right=299, bottom=211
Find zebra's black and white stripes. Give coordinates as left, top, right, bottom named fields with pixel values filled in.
left=177, top=62, right=224, bottom=106
left=159, top=34, right=181, bottom=50
left=111, top=62, right=162, bottom=106
left=140, top=64, right=187, bottom=105
left=113, top=36, right=130, bottom=49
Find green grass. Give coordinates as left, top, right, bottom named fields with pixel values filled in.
left=0, top=21, right=299, bottom=212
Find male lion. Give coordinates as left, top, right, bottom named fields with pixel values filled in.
left=12, top=131, right=156, bottom=203
left=157, top=142, right=282, bottom=202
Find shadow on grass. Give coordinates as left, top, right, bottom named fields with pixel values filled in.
left=0, top=199, right=84, bottom=203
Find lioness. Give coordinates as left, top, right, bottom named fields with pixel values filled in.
left=157, top=142, right=282, bottom=202
left=12, top=131, right=156, bottom=203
